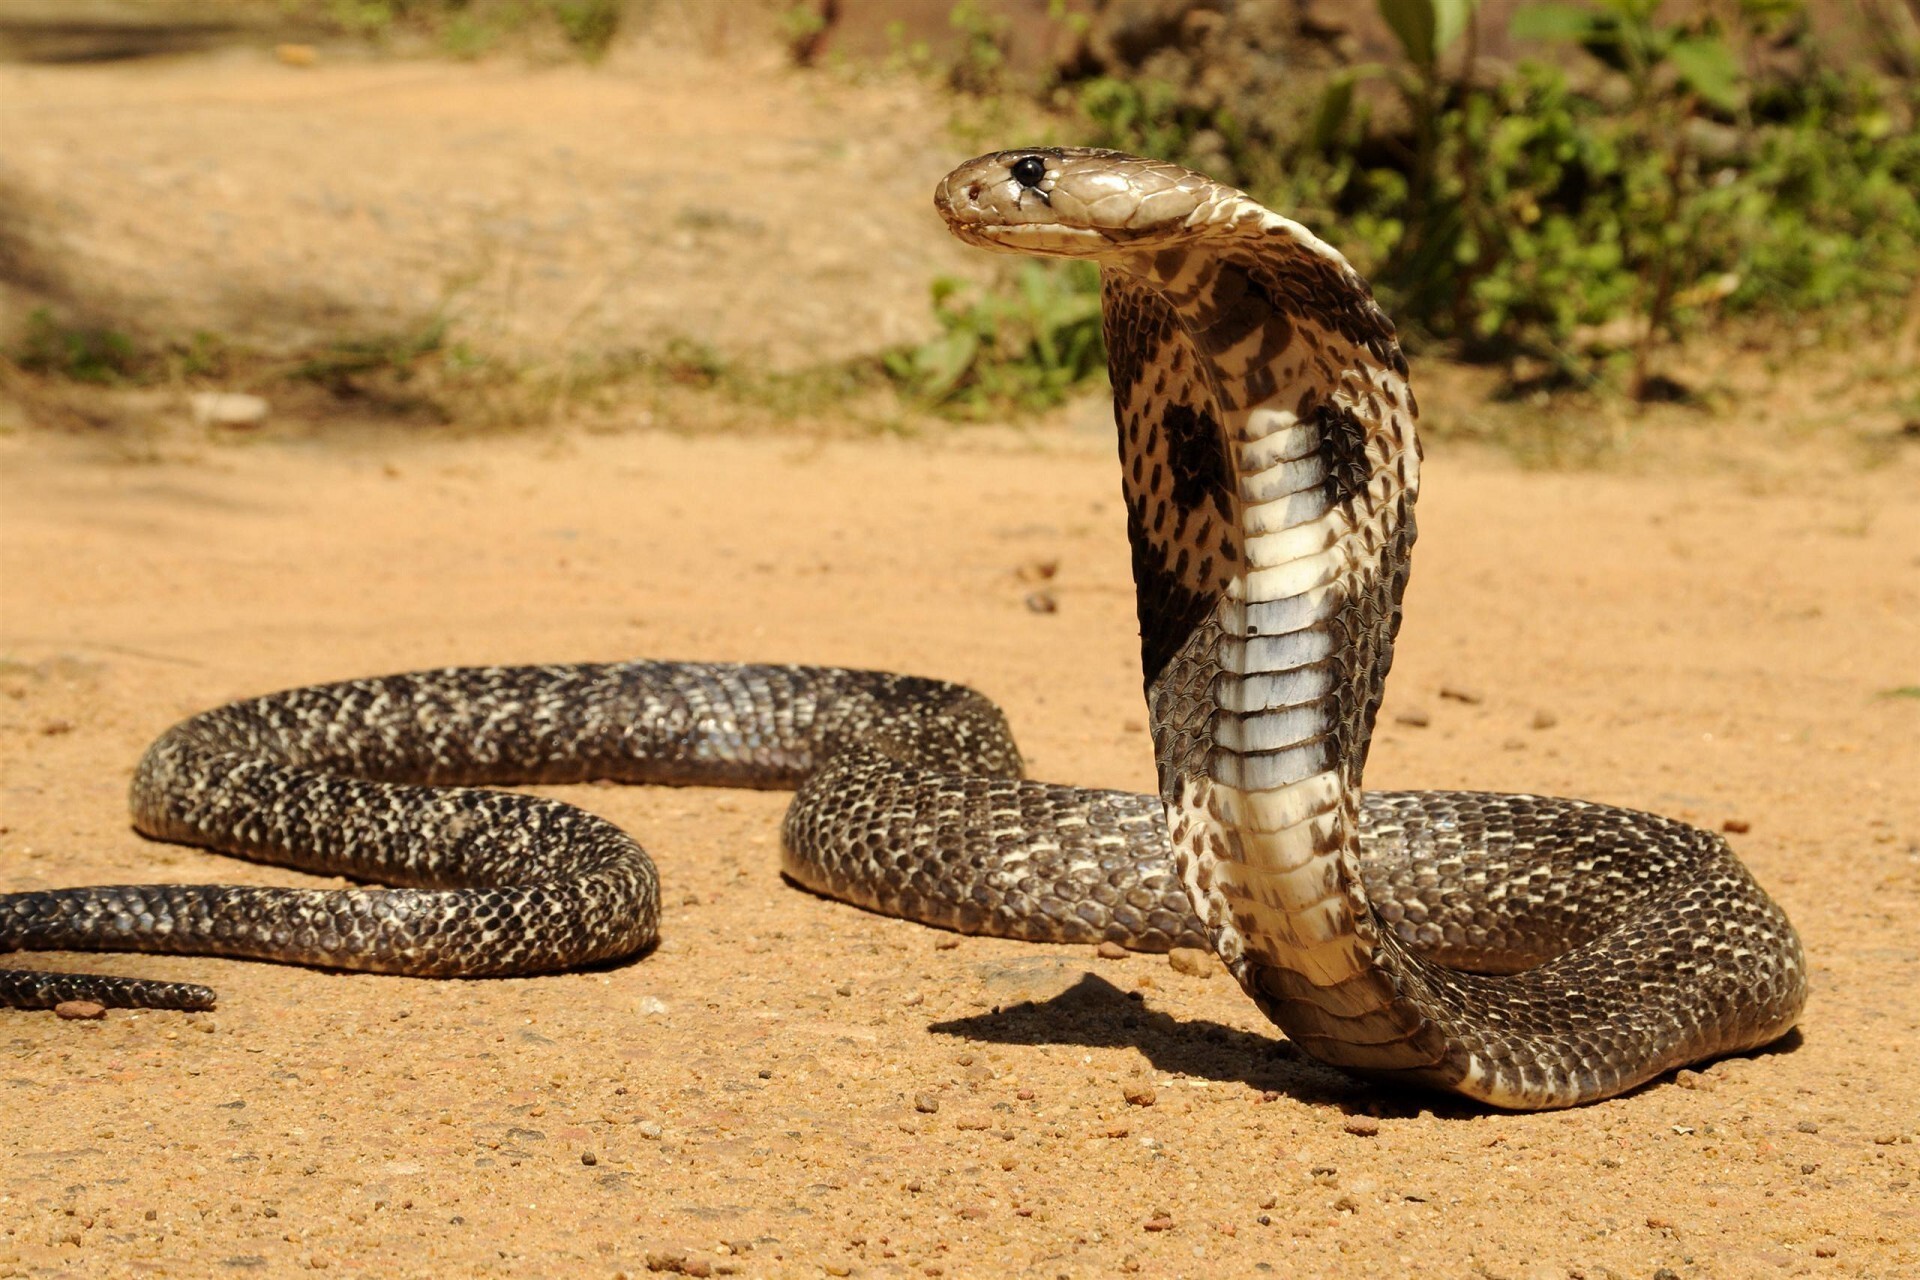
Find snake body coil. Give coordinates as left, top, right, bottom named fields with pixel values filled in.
left=1, top=150, right=1805, bottom=1109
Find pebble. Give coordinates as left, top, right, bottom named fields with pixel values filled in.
left=913, top=1094, right=940, bottom=1114
left=1673, top=1069, right=1713, bottom=1091
left=1123, top=1085, right=1156, bottom=1107
left=1023, top=591, right=1058, bottom=614
left=637, top=1121, right=663, bottom=1140
left=933, top=937, right=959, bottom=951
left=1393, top=708, right=1431, bottom=728
left=1438, top=685, right=1484, bottom=705
left=1530, top=709, right=1558, bottom=730
left=1142, top=1214, right=1174, bottom=1232
left=1342, top=1116, right=1380, bottom=1137
left=1016, top=559, right=1059, bottom=581
left=1095, top=941, right=1127, bottom=960
left=1721, top=818, right=1751, bottom=834
left=189, top=391, right=270, bottom=428
left=644, top=1252, right=712, bottom=1277
left=55, top=1001, right=106, bottom=1020
left=580, top=1151, right=597, bottom=1166
left=1795, top=1120, right=1819, bottom=1134
left=1167, top=947, right=1214, bottom=978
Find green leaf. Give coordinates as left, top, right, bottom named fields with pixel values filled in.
left=1310, top=73, right=1357, bottom=150
left=1379, top=0, right=1437, bottom=66
left=1509, top=3, right=1600, bottom=43
left=1432, top=0, right=1475, bottom=58
left=1666, top=35, right=1743, bottom=112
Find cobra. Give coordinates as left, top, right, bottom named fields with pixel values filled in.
left=0, top=148, right=1805, bottom=1109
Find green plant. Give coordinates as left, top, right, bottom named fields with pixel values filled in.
left=15, top=309, right=143, bottom=385
left=553, top=0, right=620, bottom=61
left=883, top=262, right=1105, bottom=415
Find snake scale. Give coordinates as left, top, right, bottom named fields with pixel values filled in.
left=1, top=149, right=1806, bottom=1109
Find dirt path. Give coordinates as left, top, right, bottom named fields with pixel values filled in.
left=2, top=421, right=1916, bottom=1279
left=0, top=45, right=971, bottom=368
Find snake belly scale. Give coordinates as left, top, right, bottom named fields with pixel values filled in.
left=0, top=149, right=1805, bottom=1109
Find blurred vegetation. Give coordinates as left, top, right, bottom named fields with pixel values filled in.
left=8, top=0, right=1916, bottom=439
left=304, top=0, right=625, bottom=60
left=11, top=305, right=900, bottom=432
left=888, top=0, right=1920, bottom=414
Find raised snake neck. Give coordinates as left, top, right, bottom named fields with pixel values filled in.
left=0, top=149, right=1805, bottom=1109
left=936, top=148, right=1804, bottom=1107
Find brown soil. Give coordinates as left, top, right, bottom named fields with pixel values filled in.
left=3, top=38, right=1920, bottom=1280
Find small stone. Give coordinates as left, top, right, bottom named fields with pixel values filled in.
left=1438, top=685, right=1484, bottom=705
left=901, top=991, right=924, bottom=1006
left=274, top=43, right=318, bottom=66
left=1873, top=1133, right=1900, bottom=1145
left=1016, top=1088, right=1034, bottom=1100
left=1168, top=947, right=1214, bottom=978
left=1024, top=591, right=1058, bottom=614
left=39, top=720, right=74, bottom=736
left=55, top=1001, right=105, bottom=1020
left=1095, top=941, right=1127, bottom=960
left=1393, top=708, right=1431, bottom=728
left=1016, top=559, right=1059, bottom=581
left=834, top=984, right=852, bottom=997
left=636, top=1121, right=663, bottom=1140
left=189, top=391, right=270, bottom=429
left=824, top=1265, right=852, bottom=1277
left=1142, top=1215, right=1174, bottom=1232
left=1721, top=818, right=1751, bottom=834
left=635, top=995, right=669, bottom=1016
left=580, top=1151, right=597, bottom=1166
left=1342, top=1116, right=1380, bottom=1137
left=1673, top=1069, right=1714, bottom=1091
left=934, top=937, right=959, bottom=951
left=914, top=1094, right=940, bottom=1114
left=1530, top=709, right=1558, bottom=730
left=1123, top=1085, right=1156, bottom=1107
left=1103, top=1125, right=1130, bottom=1138
left=1652, top=1269, right=1679, bottom=1280
left=1795, top=1120, right=1819, bottom=1134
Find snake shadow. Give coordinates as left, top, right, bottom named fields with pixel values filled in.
left=928, top=970, right=1381, bottom=1109
left=927, top=971, right=1809, bottom=1114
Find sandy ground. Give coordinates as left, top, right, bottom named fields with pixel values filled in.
left=3, top=33, right=1920, bottom=1280
left=0, top=44, right=974, bottom=367
left=2, top=421, right=1917, bottom=1279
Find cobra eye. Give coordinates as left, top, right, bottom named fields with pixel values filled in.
left=1010, top=156, right=1046, bottom=188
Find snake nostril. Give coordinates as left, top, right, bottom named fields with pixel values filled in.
left=966, top=183, right=982, bottom=204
